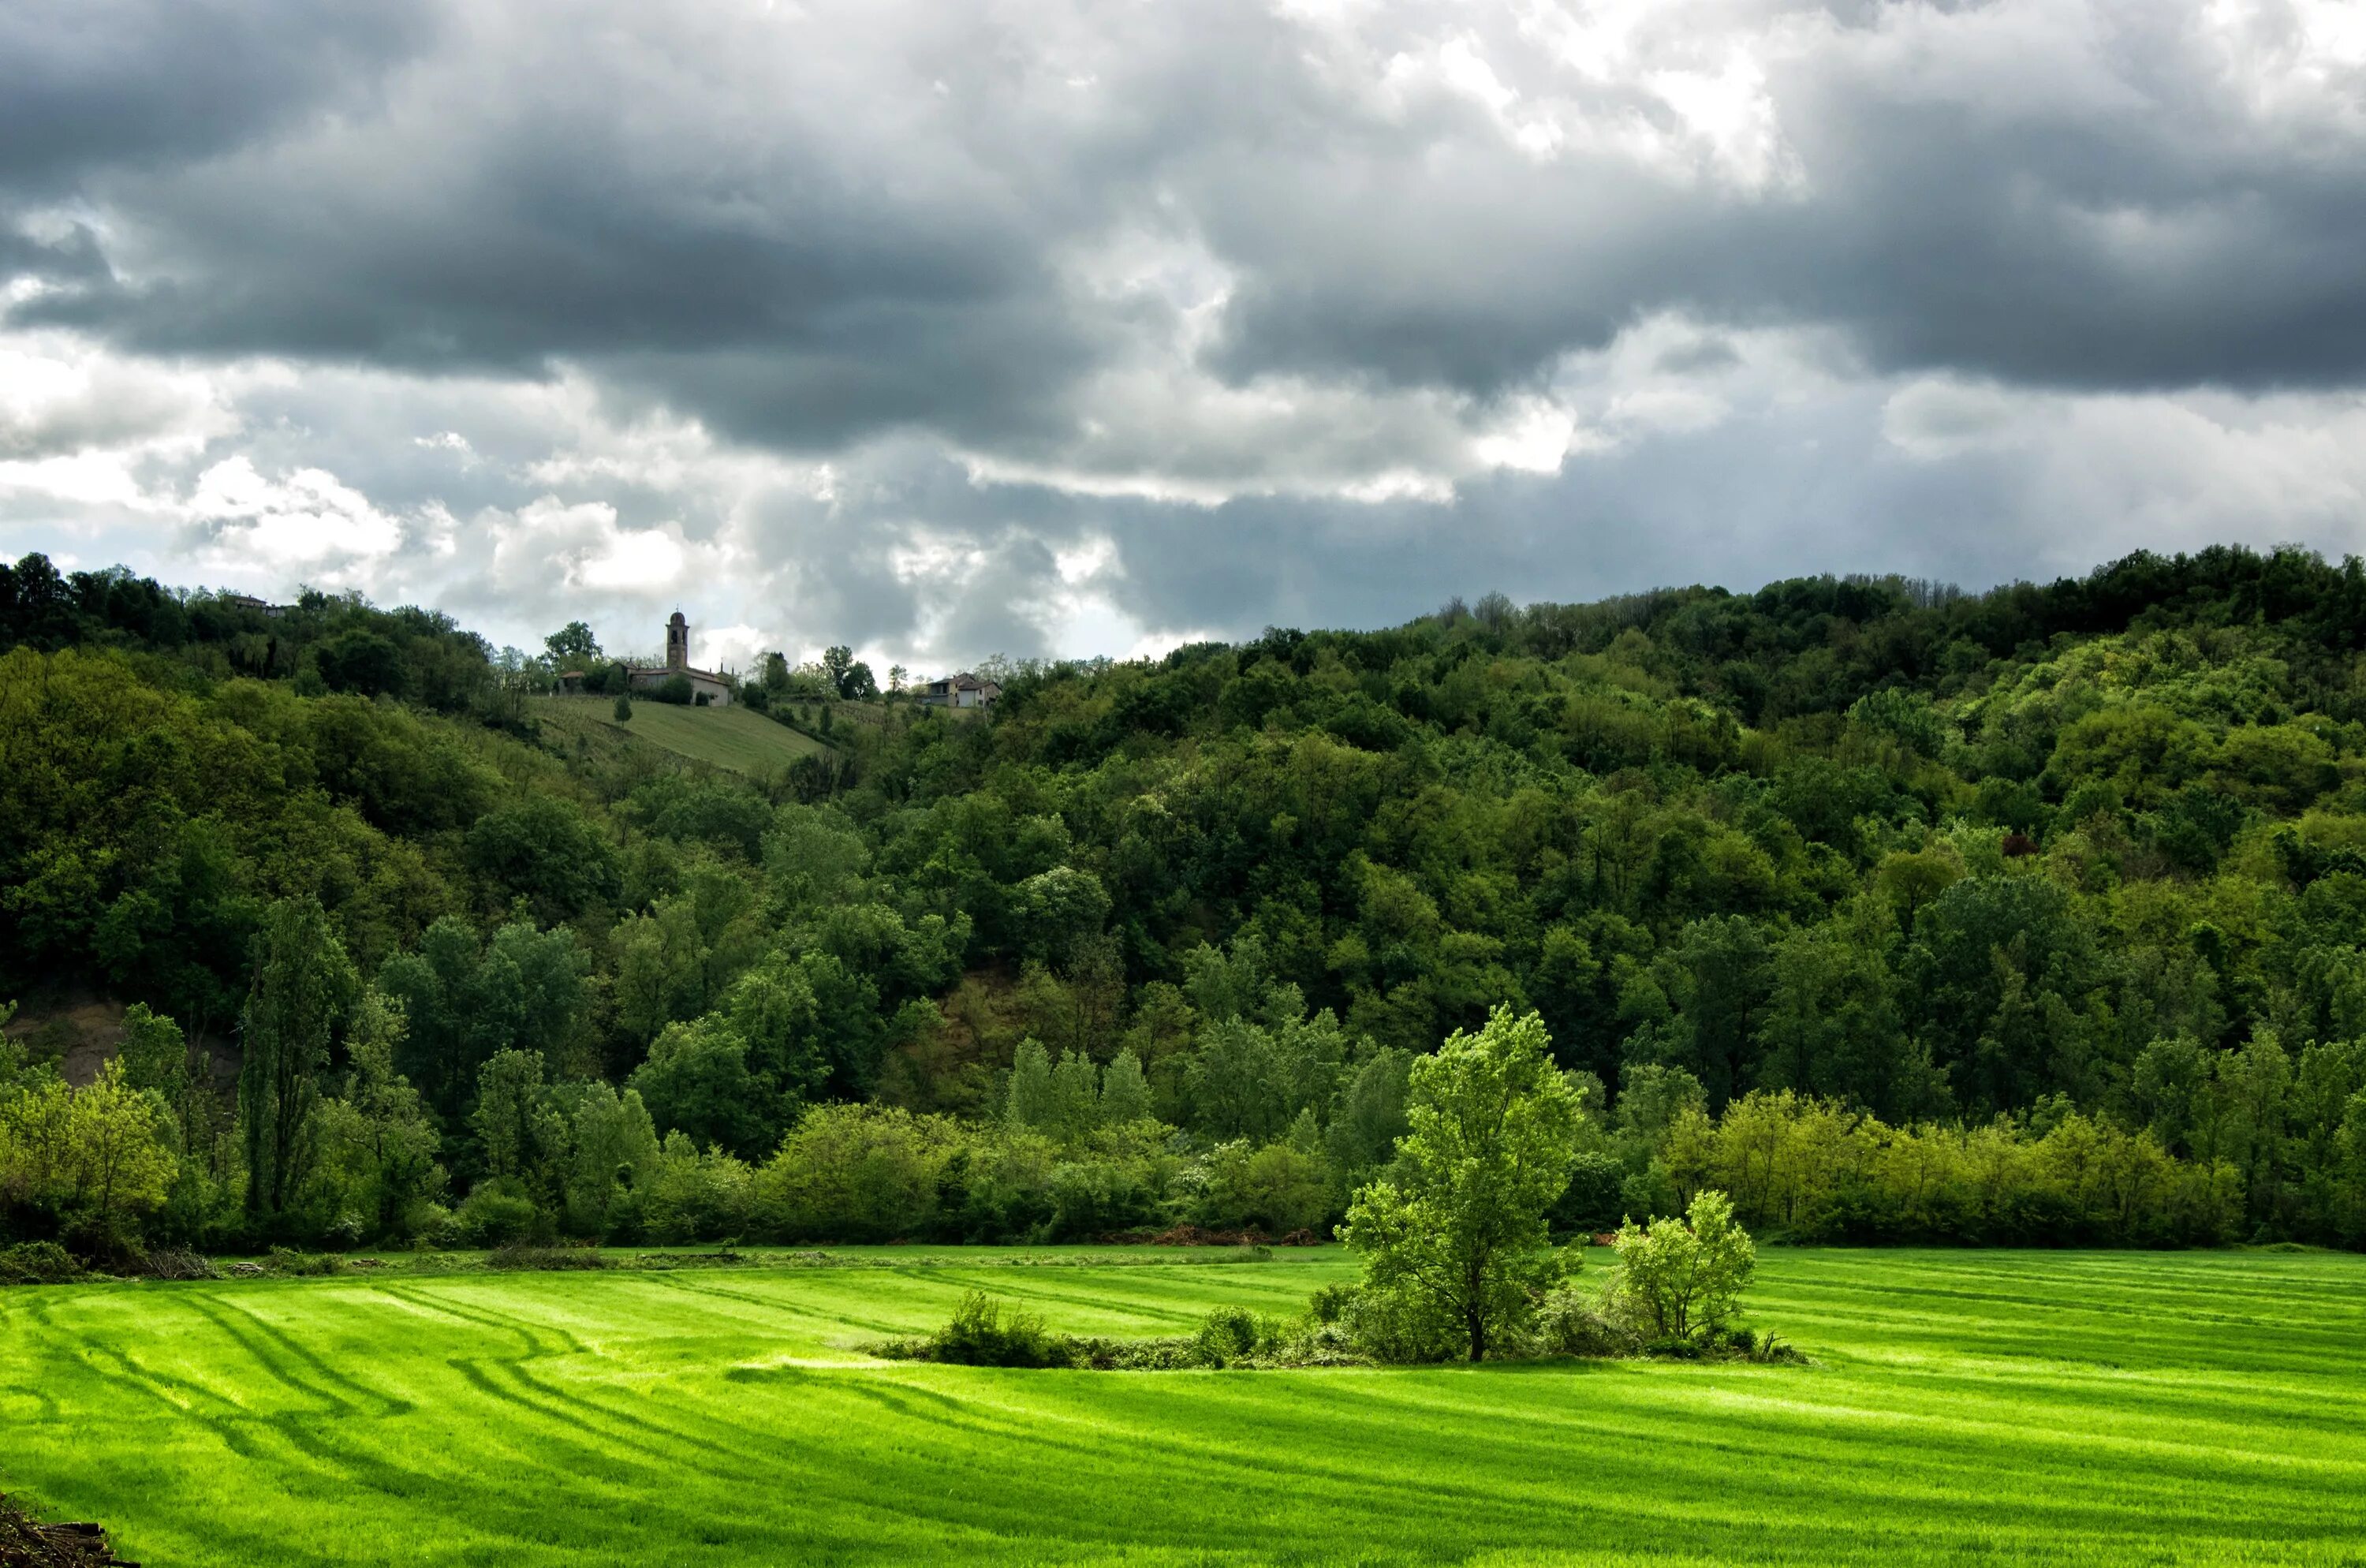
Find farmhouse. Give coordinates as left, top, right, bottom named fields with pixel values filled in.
left=919, top=672, right=1001, bottom=709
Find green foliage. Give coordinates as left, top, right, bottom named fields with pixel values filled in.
left=1342, top=1006, right=1584, bottom=1360
left=0, top=1240, right=84, bottom=1285
left=918, top=1290, right=1071, bottom=1368
left=464, top=797, right=621, bottom=924
left=753, top=1104, right=947, bottom=1242
left=1666, top=1088, right=2248, bottom=1246
left=379, top=917, right=588, bottom=1119
left=546, top=622, right=603, bottom=664
left=629, top=1018, right=781, bottom=1158
left=116, top=1002, right=189, bottom=1103
left=0, top=1061, right=176, bottom=1251
left=312, top=989, right=446, bottom=1241
left=26, top=543, right=2366, bottom=1258
left=1604, top=1189, right=1758, bottom=1345
left=239, top=899, right=360, bottom=1223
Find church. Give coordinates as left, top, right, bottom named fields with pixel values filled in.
left=628, top=610, right=733, bottom=706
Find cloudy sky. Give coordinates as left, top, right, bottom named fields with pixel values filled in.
left=5, top=0, right=2365, bottom=674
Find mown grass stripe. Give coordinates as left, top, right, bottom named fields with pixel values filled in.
left=6, top=1247, right=2364, bottom=1565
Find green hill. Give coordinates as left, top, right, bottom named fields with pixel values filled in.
left=532, top=694, right=834, bottom=775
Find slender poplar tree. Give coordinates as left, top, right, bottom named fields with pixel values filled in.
left=239, top=899, right=358, bottom=1223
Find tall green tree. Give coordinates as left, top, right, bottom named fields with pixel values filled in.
left=237, top=900, right=358, bottom=1223
left=319, top=990, right=446, bottom=1238
left=1341, top=1006, right=1584, bottom=1361
left=544, top=622, right=602, bottom=664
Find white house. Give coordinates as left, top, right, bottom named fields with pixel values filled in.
left=919, top=672, right=1001, bottom=709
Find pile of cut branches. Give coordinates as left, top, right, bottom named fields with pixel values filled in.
left=0, top=1495, right=134, bottom=1566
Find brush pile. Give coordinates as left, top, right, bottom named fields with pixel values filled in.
left=0, top=1495, right=135, bottom=1566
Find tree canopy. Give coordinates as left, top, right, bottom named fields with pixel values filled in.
left=1342, top=1006, right=1582, bottom=1360
left=9, top=542, right=2366, bottom=1258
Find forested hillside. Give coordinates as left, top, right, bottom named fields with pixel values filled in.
left=6, top=543, right=2366, bottom=1260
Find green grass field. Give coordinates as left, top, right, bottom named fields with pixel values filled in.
left=532, top=695, right=834, bottom=775
left=6, top=1247, right=2364, bottom=1566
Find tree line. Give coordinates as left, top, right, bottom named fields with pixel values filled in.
left=6, top=543, right=2366, bottom=1259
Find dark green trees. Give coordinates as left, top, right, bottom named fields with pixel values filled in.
left=238, top=900, right=358, bottom=1223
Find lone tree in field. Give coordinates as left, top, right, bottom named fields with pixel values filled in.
left=1342, top=1005, right=1582, bottom=1361
left=1604, top=1189, right=1756, bottom=1346
left=239, top=898, right=358, bottom=1222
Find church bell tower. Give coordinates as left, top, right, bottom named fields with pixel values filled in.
left=666, top=610, right=689, bottom=671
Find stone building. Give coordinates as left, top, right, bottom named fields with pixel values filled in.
left=918, top=672, right=1001, bottom=708
left=628, top=610, right=733, bottom=705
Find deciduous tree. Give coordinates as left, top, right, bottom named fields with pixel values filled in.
left=1342, top=1006, right=1583, bottom=1361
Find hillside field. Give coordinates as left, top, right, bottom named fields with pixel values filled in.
left=529, top=694, right=834, bottom=775
left=5, top=1248, right=2364, bottom=1566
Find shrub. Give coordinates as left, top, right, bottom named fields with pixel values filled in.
left=1338, top=1282, right=1466, bottom=1365
left=1525, top=1284, right=1642, bottom=1358
left=0, top=1241, right=84, bottom=1286
left=1603, top=1189, right=1757, bottom=1346
left=1200, top=1141, right=1330, bottom=1236
left=1178, top=1304, right=1360, bottom=1368
left=924, top=1290, right=1073, bottom=1368
left=409, top=1202, right=461, bottom=1249
left=454, top=1186, right=542, bottom=1248
left=614, top=694, right=633, bottom=722
left=488, top=1243, right=610, bottom=1271
left=1305, top=1282, right=1359, bottom=1324
left=1188, top=1305, right=1268, bottom=1367
left=752, top=1105, right=946, bottom=1242
left=265, top=1246, right=341, bottom=1276
left=636, top=1133, right=752, bottom=1244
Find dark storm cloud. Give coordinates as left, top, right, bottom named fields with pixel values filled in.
left=7, top=0, right=2366, bottom=674
left=9, top=0, right=2365, bottom=461
left=1200, top=3, right=2366, bottom=398
left=0, top=0, right=433, bottom=194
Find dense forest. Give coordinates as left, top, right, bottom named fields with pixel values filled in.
left=6, top=543, right=2366, bottom=1260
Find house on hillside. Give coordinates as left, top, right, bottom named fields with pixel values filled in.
left=919, top=672, right=1001, bottom=709
left=220, top=592, right=287, bottom=618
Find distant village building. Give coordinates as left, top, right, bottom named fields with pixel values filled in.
left=219, top=592, right=287, bottom=618
left=919, top=672, right=1001, bottom=709
left=557, top=610, right=732, bottom=704
left=630, top=610, right=733, bottom=705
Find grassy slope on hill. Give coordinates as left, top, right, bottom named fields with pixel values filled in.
left=530, top=694, right=834, bottom=775
left=7, top=1248, right=2364, bottom=1566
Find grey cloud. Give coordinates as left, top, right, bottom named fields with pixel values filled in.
left=1204, top=5, right=2366, bottom=398
left=7, top=0, right=2366, bottom=675
left=0, top=0, right=432, bottom=195
left=9, top=0, right=2366, bottom=463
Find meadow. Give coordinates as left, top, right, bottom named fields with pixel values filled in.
left=5, top=1247, right=2365, bottom=1566
left=530, top=694, right=834, bottom=775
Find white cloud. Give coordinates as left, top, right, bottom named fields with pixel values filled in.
left=184, top=457, right=405, bottom=581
